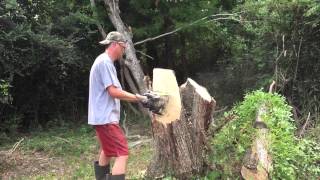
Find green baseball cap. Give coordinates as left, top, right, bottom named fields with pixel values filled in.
left=99, top=31, right=126, bottom=45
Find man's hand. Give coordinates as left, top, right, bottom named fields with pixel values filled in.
left=135, top=94, right=149, bottom=107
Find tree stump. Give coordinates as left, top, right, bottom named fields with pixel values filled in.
left=146, top=68, right=216, bottom=179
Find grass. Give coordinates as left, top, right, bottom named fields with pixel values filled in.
left=0, top=123, right=153, bottom=179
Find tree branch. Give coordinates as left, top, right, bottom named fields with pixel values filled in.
left=293, top=37, right=303, bottom=82
left=134, top=13, right=242, bottom=46
left=90, top=0, right=107, bottom=38
left=269, top=80, right=276, bottom=93
left=8, top=138, right=24, bottom=155
left=123, top=65, right=148, bottom=114
left=298, top=112, right=311, bottom=138
left=136, top=50, right=154, bottom=60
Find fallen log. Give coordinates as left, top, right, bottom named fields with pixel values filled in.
left=241, top=105, right=272, bottom=180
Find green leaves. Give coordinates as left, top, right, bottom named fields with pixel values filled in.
left=211, top=90, right=320, bottom=179
left=0, top=79, right=11, bottom=104
left=0, top=79, right=10, bottom=96
left=5, top=0, right=18, bottom=10
left=0, top=0, right=98, bottom=131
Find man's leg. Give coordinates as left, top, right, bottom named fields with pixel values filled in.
left=99, top=150, right=112, bottom=166
left=105, top=155, right=128, bottom=179
left=96, top=124, right=128, bottom=180
left=94, top=150, right=112, bottom=180
left=111, top=155, right=128, bottom=175
left=107, top=124, right=129, bottom=179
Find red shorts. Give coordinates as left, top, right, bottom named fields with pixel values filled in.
left=95, top=124, right=129, bottom=157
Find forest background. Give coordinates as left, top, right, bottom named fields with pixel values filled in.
left=0, top=0, right=319, bottom=179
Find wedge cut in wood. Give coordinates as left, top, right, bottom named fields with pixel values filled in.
left=152, top=68, right=181, bottom=124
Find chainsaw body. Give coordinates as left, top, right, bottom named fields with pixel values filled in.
left=141, top=91, right=168, bottom=115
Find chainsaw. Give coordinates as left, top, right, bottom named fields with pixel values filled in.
left=140, top=91, right=169, bottom=115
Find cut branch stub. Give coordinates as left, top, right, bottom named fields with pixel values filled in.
left=146, top=69, right=215, bottom=180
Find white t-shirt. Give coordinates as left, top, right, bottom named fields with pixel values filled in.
left=88, top=53, right=122, bottom=125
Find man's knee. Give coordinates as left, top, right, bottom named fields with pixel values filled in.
left=100, top=150, right=105, bottom=156
left=117, top=155, right=128, bottom=161
left=99, top=150, right=111, bottom=166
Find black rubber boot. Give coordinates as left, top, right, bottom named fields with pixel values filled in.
left=106, top=174, right=125, bottom=180
left=94, top=161, right=110, bottom=180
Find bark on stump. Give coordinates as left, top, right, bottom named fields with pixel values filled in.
left=146, top=68, right=216, bottom=179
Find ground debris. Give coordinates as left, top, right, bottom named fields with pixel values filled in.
left=0, top=149, right=67, bottom=179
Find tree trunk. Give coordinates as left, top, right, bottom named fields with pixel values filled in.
left=146, top=69, right=216, bottom=179
left=103, top=0, right=147, bottom=94
left=241, top=105, right=272, bottom=180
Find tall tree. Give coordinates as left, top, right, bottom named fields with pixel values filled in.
left=95, top=0, right=147, bottom=94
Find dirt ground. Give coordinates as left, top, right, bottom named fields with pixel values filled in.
left=0, top=149, right=68, bottom=179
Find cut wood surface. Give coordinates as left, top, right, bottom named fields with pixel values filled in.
left=152, top=68, right=181, bottom=124
left=147, top=69, right=216, bottom=179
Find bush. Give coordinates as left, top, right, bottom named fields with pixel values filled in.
left=210, top=90, right=320, bottom=179
left=0, top=79, right=11, bottom=104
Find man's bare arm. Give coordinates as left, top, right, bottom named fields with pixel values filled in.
left=107, top=85, right=145, bottom=102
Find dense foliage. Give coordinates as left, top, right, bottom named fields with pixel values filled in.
left=0, top=0, right=100, bottom=136
left=211, top=90, right=320, bottom=179
left=237, top=0, right=320, bottom=129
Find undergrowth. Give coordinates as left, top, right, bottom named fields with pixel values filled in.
left=20, top=125, right=96, bottom=157
left=1, top=118, right=153, bottom=179
left=210, top=90, right=320, bottom=179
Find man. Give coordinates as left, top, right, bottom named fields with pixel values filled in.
left=88, top=31, right=146, bottom=180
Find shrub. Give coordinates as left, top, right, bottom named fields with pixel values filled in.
left=210, top=90, right=320, bottom=179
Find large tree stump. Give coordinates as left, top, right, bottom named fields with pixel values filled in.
left=146, top=68, right=216, bottom=179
